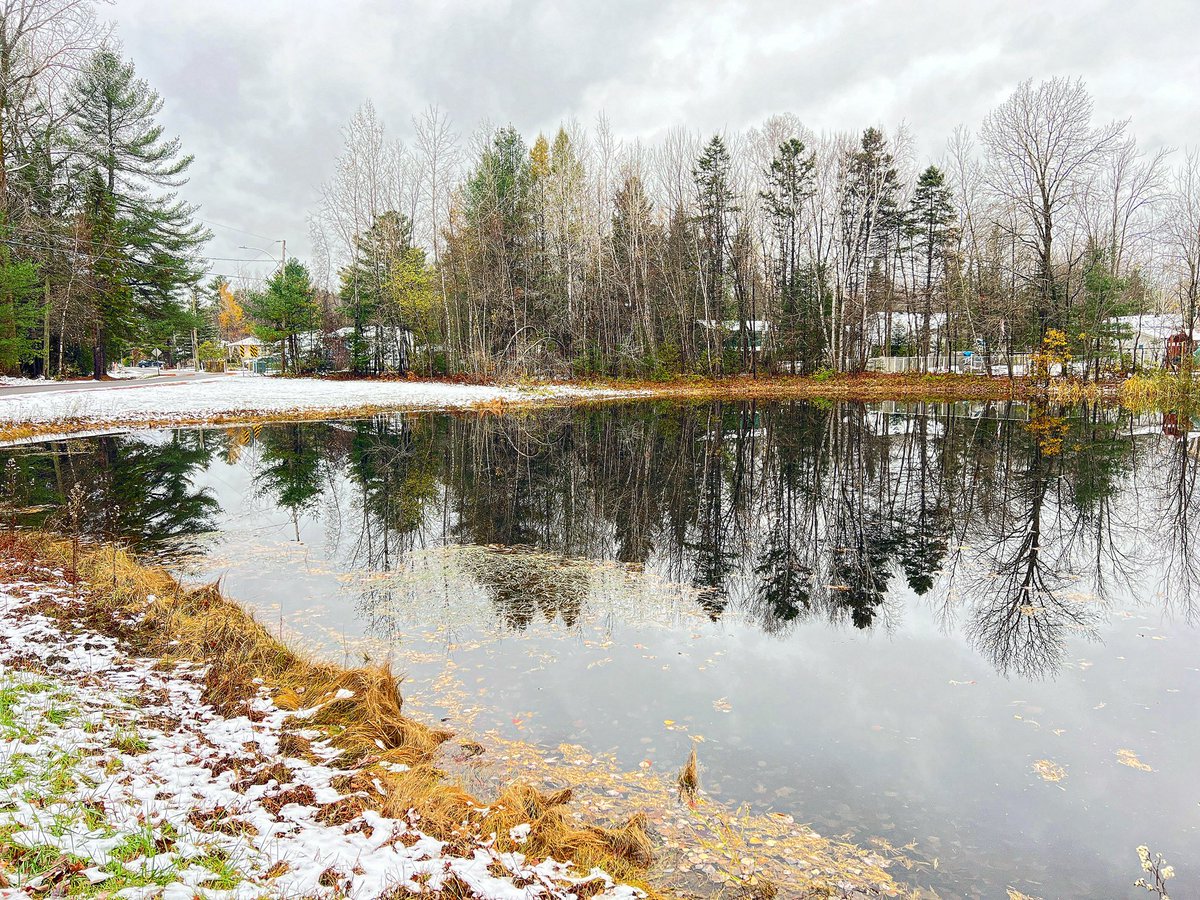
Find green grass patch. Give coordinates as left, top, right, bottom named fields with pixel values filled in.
left=111, top=728, right=149, bottom=755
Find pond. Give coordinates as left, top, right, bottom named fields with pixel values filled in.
left=4, top=399, right=1198, bottom=897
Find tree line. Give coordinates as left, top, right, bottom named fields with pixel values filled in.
left=299, top=81, right=1200, bottom=379
left=0, top=0, right=207, bottom=378
left=3, top=0, right=1199, bottom=380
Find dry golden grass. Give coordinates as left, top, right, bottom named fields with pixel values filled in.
left=6, top=531, right=663, bottom=894
left=1118, top=372, right=1200, bottom=412
left=585, top=372, right=1036, bottom=404
left=12, top=370, right=1200, bottom=446
left=676, top=747, right=699, bottom=804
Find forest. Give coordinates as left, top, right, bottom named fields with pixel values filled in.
left=3, top=0, right=1200, bottom=380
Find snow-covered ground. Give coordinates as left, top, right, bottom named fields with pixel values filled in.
left=0, top=561, right=641, bottom=899
left=0, top=376, right=642, bottom=438
left=0, top=376, right=48, bottom=387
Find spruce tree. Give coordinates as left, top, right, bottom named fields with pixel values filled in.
left=69, top=49, right=208, bottom=373
left=693, top=135, right=737, bottom=369
left=908, top=165, right=956, bottom=363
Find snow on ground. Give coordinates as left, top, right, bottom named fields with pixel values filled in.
left=0, top=376, right=47, bottom=387
left=0, top=562, right=642, bottom=899
left=0, top=376, right=641, bottom=432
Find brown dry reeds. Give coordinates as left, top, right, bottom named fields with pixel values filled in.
left=1118, top=372, right=1200, bottom=412
left=6, top=531, right=664, bottom=894
left=677, top=747, right=699, bottom=804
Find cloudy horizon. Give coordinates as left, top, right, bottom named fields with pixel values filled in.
left=107, top=0, right=1200, bottom=279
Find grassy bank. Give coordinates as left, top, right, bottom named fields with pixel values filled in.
left=0, top=532, right=902, bottom=899
left=0, top=371, right=1130, bottom=446
left=582, top=372, right=1038, bottom=404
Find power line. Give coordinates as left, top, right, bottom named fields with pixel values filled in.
left=0, top=235, right=273, bottom=276
left=200, top=218, right=278, bottom=242
left=0, top=236, right=269, bottom=287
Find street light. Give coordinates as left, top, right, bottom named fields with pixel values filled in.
left=238, top=240, right=285, bottom=273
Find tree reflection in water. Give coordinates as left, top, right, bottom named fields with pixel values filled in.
left=3, top=432, right=219, bottom=556
left=6, top=399, right=1197, bottom=680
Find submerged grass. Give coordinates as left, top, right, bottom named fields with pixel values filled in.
left=4, top=531, right=664, bottom=893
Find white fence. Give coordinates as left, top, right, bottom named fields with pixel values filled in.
left=866, top=353, right=1031, bottom=375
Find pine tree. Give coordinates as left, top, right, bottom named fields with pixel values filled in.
left=0, top=226, right=38, bottom=374
left=458, top=126, right=533, bottom=362
left=761, top=138, right=817, bottom=371
left=69, top=48, right=208, bottom=373
left=908, top=165, right=956, bottom=363
left=339, top=211, right=413, bottom=373
left=840, top=128, right=900, bottom=368
left=693, top=135, right=737, bottom=370
left=81, top=169, right=133, bottom=375
left=245, top=259, right=320, bottom=374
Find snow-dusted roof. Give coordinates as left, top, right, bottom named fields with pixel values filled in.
left=1109, top=315, right=1199, bottom=340
left=696, top=320, right=771, bottom=331
left=872, top=312, right=947, bottom=339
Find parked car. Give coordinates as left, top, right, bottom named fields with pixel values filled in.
left=137, top=359, right=164, bottom=368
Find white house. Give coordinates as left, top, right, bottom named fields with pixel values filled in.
left=1108, top=314, right=1199, bottom=368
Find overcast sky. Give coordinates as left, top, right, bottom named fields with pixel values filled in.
left=108, top=0, right=1200, bottom=280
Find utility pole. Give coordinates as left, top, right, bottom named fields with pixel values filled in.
left=191, top=287, right=199, bottom=372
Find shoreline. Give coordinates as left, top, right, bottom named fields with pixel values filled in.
left=0, top=532, right=903, bottom=899
left=0, top=370, right=1176, bottom=446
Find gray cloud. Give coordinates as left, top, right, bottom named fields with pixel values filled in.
left=108, top=0, right=1200, bottom=274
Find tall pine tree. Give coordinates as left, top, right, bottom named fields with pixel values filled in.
left=908, top=165, right=956, bottom=365
left=69, top=49, right=208, bottom=374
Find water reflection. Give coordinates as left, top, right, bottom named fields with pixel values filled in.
left=4, top=401, right=1197, bottom=679
left=5, top=401, right=1200, bottom=896
left=5, top=431, right=219, bottom=555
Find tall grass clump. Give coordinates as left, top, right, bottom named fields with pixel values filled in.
left=1119, top=372, right=1200, bottom=412
left=7, top=532, right=661, bottom=893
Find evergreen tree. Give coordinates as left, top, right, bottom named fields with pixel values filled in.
left=761, top=138, right=817, bottom=371
left=908, top=165, right=956, bottom=363
left=338, top=211, right=413, bottom=373
left=693, top=135, right=737, bottom=370
left=0, top=227, right=38, bottom=374
left=245, top=259, right=320, bottom=374
left=69, top=49, right=208, bottom=373
left=81, top=169, right=133, bottom=375
left=840, top=128, right=900, bottom=369
left=456, top=125, right=534, bottom=364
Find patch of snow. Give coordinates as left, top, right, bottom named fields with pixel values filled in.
left=0, top=376, right=644, bottom=439
left=0, top=560, right=644, bottom=900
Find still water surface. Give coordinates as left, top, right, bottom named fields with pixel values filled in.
left=5, top=400, right=1198, bottom=897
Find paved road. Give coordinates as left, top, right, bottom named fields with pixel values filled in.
left=0, top=371, right=224, bottom=397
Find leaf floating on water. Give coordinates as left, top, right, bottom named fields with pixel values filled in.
left=1032, top=759, right=1066, bottom=783
left=1007, top=889, right=1042, bottom=900
left=948, top=679, right=976, bottom=686
left=712, top=697, right=732, bottom=713
left=1116, top=748, right=1153, bottom=772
